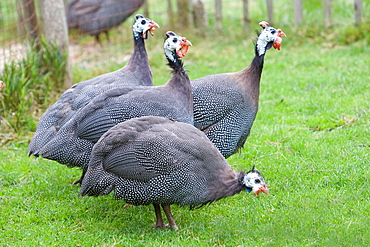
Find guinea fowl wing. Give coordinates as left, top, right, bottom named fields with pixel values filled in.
left=73, top=84, right=192, bottom=145
left=101, top=120, right=212, bottom=180
left=81, top=116, right=240, bottom=208
left=73, top=86, right=146, bottom=142
left=75, top=110, right=114, bottom=143
left=192, top=74, right=245, bottom=129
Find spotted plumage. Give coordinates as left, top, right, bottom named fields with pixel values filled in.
left=191, top=22, right=286, bottom=158
left=28, top=14, right=159, bottom=157
left=37, top=31, right=193, bottom=184
left=80, top=116, right=269, bottom=230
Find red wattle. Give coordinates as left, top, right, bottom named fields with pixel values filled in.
left=273, top=37, right=282, bottom=50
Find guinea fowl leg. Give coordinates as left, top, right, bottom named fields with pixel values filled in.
left=162, top=205, right=178, bottom=231
left=94, top=34, right=100, bottom=45
left=152, top=204, right=165, bottom=229
left=105, top=31, right=111, bottom=44
left=72, top=170, right=86, bottom=185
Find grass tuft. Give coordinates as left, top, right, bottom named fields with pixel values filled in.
left=0, top=39, right=66, bottom=138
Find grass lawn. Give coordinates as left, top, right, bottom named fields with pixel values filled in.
left=1, top=1, right=370, bottom=246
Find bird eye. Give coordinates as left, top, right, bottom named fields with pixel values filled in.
left=270, top=29, right=276, bottom=34
left=255, top=179, right=261, bottom=184
left=141, top=20, right=146, bottom=25
left=173, top=38, right=178, bottom=43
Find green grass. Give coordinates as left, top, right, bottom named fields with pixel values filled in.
left=1, top=0, right=370, bottom=246
left=2, top=38, right=369, bottom=246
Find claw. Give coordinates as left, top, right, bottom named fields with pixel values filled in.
left=123, top=204, right=133, bottom=209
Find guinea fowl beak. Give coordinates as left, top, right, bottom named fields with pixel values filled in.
left=142, top=21, right=160, bottom=39
left=254, top=184, right=269, bottom=196
left=272, top=29, right=286, bottom=50
left=278, top=29, right=286, bottom=37
left=176, top=38, right=192, bottom=58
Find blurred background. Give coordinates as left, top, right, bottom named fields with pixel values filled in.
left=0, top=0, right=369, bottom=139
left=1, top=0, right=369, bottom=72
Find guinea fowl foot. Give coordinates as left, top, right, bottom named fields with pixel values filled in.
left=72, top=171, right=86, bottom=185
left=152, top=224, right=178, bottom=230
left=153, top=204, right=165, bottom=229
left=152, top=224, right=170, bottom=230
left=123, top=204, right=133, bottom=209
left=152, top=224, right=178, bottom=231
left=152, top=204, right=178, bottom=230
left=72, top=177, right=82, bottom=185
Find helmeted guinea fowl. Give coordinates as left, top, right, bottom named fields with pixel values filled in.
left=28, top=14, right=159, bottom=157
left=37, top=31, right=193, bottom=184
left=67, top=0, right=145, bottom=44
left=191, top=21, right=286, bottom=158
left=80, top=116, right=269, bottom=230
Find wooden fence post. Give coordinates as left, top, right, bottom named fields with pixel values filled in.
left=167, top=0, right=174, bottom=24
left=354, top=0, right=362, bottom=25
left=142, top=0, right=149, bottom=18
left=266, top=0, right=273, bottom=25
left=0, top=2, right=2, bottom=28
left=177, top=0, right=193, bottom=28
left=192, top=0, right=208, bottom=30
left=294, top=0, right=303, bottom=25
left=38, top=0, right=72, bottom=88
left=215, top=0, right=222, bottom=33
left=17, top=0, right=39, bottom=44
left=323, top=0, right=332, bottom=28
left=242, top=0, right=250, bottom=35
left=16, top=1, right=26, bottom=39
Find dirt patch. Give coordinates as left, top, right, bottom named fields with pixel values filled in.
left=68, top=42, right=130, bottom=69
left=0, top=41, right=129, bottom=74
left=0, top=43, right=27, bottom=72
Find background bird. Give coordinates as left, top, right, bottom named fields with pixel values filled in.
left=80, top=116, right=269, bottom=230
left=37, top=31, right=193, bottom=184
left=67, top=0, right=145, bottom=44
left=28, top=14, right=159, bottom=158
left=191, top=21, right=286, bottom=158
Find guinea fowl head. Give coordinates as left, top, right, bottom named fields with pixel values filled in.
left=256, top=21, right=286, bottom=56
left=0, top=81, right=4, bottom=90
left=133, top=14, right=160, bottom=39
left=242, top=168, right=269, bottom=195
left=164, top=31, right=192, bottom=63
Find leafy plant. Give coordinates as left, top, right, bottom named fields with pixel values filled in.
left=0, top=39, right=66, bottom=136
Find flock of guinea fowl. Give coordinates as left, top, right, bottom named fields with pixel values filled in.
left=28, top=14, right=286, bottom=230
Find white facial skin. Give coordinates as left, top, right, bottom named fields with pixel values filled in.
left=133, top=15, right=159, bottom=39
left=243, top=170, right=269, bottom=195
left=164, top=33, right=183, bottom=62
left=256, top=26, right=279, bottom=56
